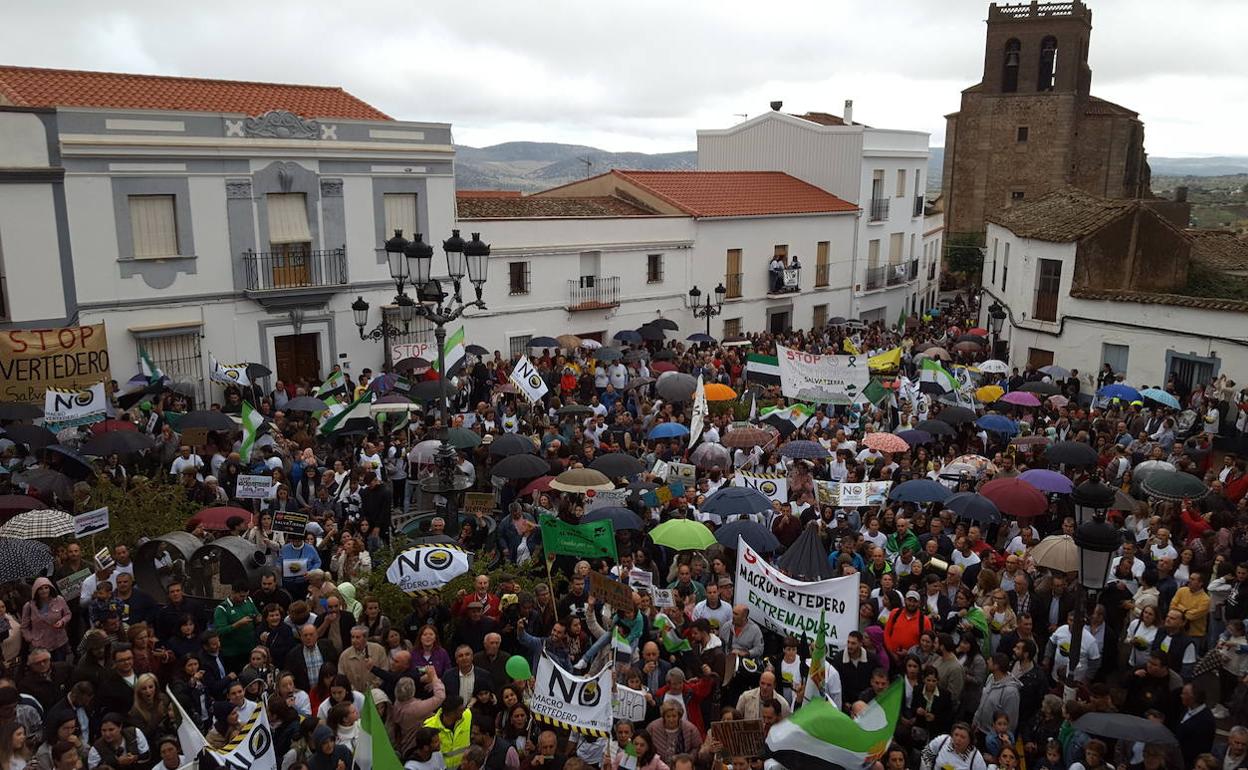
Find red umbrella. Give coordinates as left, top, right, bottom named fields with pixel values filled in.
left=967, top=327, right=989, bottom=336
left=651, top=361, right=678, bottom=373
left=0, top=494, right=45, bottom=524
left=980, top=477, right=1048, bottom=518
left=520, top=476, right=554, bottom=497
left=90, top=419, right=138, bottom=435
left=189, top=506, right=253, bottom=532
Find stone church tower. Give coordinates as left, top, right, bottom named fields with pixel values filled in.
left=942, top=1, right=1152, bottom=240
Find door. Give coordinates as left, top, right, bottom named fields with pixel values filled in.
left=1027, top=347, right=1054, bottom=369
left=1169, top=354, right=1216, bottom=393
left=578, top=331, right=605, bottom=344
left=272, top=243, right=311, bottom=287
left=769, top=311, right=790, bottom=334
left=275, top=333, right=320, bottom=385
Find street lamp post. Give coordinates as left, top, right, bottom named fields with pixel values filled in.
left=688, top=283, right=727, bottom=338
left=352, top=228, right=490, bottom=533
left=988, top=300, right=1006, bottom=360
left=1063, top=476, right=1119, bottom=699
left=353, top=230, right=425, bottom=371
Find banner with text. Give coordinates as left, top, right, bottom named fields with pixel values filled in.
left=735, top=536, right=859, bottom=648
left=73, top=506, right=110, bottom=538
left=390, top=341, right=434, bottom=366
left=509, top=355, right=550, bottom=404
left=584, top=487, right=629, bottom=512
left=0, top=324, right=110, bottom=404
left=386, top=544, right=471, bottom=595
left=613, top=685, right=647, bottom=722
left=814, top=480, right=892, bottom=507
left=235, top=474, right=275, bottom=500
left=44, top=382, right=108, bottom=430
left=776, top=343, right=870, bottom=401
left=732, top=472, right=788, bottom=505
left=531, top=655, right=613, bottom=738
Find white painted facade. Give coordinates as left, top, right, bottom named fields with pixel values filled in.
left=920, top=208, right=944, bottom=314
left=697, top=110, right=931, bottom=324
left=979, top=222, right=1248, bottom=391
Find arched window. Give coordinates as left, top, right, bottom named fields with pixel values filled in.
left=1038, top=36, right=1058, bottom=91
left=1002, top=39, right=1021, bottom=93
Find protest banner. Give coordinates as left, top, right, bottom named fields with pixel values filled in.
left=776, top=343, right=870, bottom=401
left=463, top=492, right=496, bottom=518
left=627, top=568, right=653, bottom=591
left=733, top=472, right=788, bottom=504
left=44, top=382, right=107, bottom=431
left=814, top=480, right=840, bottom=507
left=539, top=515, right=617, bottom=561
left=671, top=462, right=697, bottom=483
left=735, top=536, right=859, bottom=647
left=531, top=655, right=613, bottom=737
left=203, top=698, right=277, bottom=770
left=650, top=587, right=676, bottom=608
left=712, top=720, right=765, bottom=760
left=509, top=355, right=549, bottom=404
left=235, top=474, right=274, bottom=500
left=650, top=459, right=671, bottom=482
left=390, top=341, right=434, bottom=365
left=613, top=686, right=647, bottom=722
left=588, top=570, right=635, bottom=610
left=832, top=481, right=890, bottom=506
left=0, top=324, right=111, bottom=404
left=73, top=506, right=110, bottom=538
left=386, top=544, right=471, bottom=595
left=584, top=487, right=629, bottom=512
left=56, top=568, right=91, bottom=598
left=180, top=427, right=210, bottom=447
left=272, top=510, right=310, bottom=537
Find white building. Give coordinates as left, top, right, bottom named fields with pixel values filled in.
left=979, top=187, right=1248, bottom=391
left=697, top=102, right=934, bottom=323
left=0, top=65, right=456, bottom=404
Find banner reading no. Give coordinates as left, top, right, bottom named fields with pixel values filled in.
left=0, top=324, right=111, bottom=404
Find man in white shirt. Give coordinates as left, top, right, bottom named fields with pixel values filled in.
left=692, top=580, right=734, bottom=632
left=608, top=362, right=629, bottom=390
left=1150, top=528, right=1179, bottom=562
left=1046, top=610, right=1101, bottom=683
left=169, top=446, right=203, bottom=478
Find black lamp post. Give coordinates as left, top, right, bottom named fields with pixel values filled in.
left=689, top=283, right=727, bottom=337
left=988, top=300, right=1007, bottom=358
left=353, top=230, right=429, bottom=371
left=1063, top=475, right=1119, bottom=697
left=353, top=228, right=490, bottom=531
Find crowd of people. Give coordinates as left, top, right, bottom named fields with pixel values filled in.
left=2, top=293, right=1248, bottom=770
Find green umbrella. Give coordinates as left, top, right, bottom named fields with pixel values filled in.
left=1141, top=470, right=1209, bottom=501
left=446, top=428, right=482, bottom=450
left=649, top=519, right=716, bottom=551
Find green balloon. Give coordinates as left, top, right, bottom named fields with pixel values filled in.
left=505, top=654, right=532, bottom=681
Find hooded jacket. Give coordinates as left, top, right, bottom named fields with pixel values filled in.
left=21, top=576, right=72, bottom=651
left=971, top=671, right=1021, bottom=734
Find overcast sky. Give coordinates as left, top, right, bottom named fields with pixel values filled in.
left=3, top=0, right=1244, bottom=156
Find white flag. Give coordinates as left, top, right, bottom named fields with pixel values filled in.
left=689, top=374, right=707, bottom=446
left=44, top=382, right=108, bottom=430
left=509, top=355, right=549, bottom=404
left=210, top=354, right=252, bottom=387
left=205, top=699, right=277, bottom=770
left=167, top=686, right=206, bottom=758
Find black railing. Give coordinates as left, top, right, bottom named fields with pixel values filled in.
left=725, top=272, right=743, bottom=299
left=869, top=198, right=890, bottom=222
left=815, top=262, right=830, bottom=287
left=908, top=259, right=919, bottom=280
left=768, top=265, right=800, bottom=294
left=928, top=262, right=938, bottom=281
left=865, top=266, right=887, bottom=290
left=913, top=195, right=925, bottom=217
left=244, top=248, right=347, bottom=292
left=567, top=275, right=620, bottom=310
left=887, top=263, right=907, bottom=286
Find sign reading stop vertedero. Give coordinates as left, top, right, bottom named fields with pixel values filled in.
left=0, top=324, right=111, bottom=404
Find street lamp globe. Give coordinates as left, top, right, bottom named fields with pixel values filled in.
left=1071, top=476, right=1116, bottom=525
left=688, top=286, right=702, bottom=301
left=1074, top=517, right=1120, bottom=591
left=395, top=293, right=416, bottom=324
left=443, top=229, right=467, bottom=281
left=464, top=232, right=490, bottom=286
left=714, top=283, right=727, bottom=306
left=404, top=233, right=434, bottom=291
left=351, top=296, right=370, bottom=330
left=384, top=229, right=410, bottom=286
left=988, top=301, right=1006, bottom=335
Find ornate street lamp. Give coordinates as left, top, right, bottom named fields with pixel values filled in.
left=1061, top=474, right=1121, bottom=697
left=689, top=283, right=727, bottom=337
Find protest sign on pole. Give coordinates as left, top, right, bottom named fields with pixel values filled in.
left=530, top=655, right=613, bottom=738
left=272, top=510, right=310, bottom=537
left=588, top=571, right=635, bottom=610
left=613, top=686, right=647, bottom=722
left=0, top=324, right=111, bottom=404
left=776, top=343, right=870, bottom=401
left=44, top=382, right=107, bottom=431
left=235, top=474, right=274, bottom=500
left=509, top=355, right=550, bottom=404
left=584, top=488, right=629, bottom=512
left=735, top=536, right=859, bottom=648
left=732, top=472, right=788, bottom=504
left=650, top=587, right=676, bottom=608
left=385, top=544, right=471, bottom=595
left=73, top=506, right=110, bottom=538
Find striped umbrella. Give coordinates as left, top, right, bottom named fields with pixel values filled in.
left=0, top=509, right=75, bottom=539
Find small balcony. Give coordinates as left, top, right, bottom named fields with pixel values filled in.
left=864, top=265, right=886, bottom=291
left=908, top=259, right=919, bottom=281
left=869, top=197, right=890, bottom=222
left=244, top=248, right=347, bottom=293
left=886, top=263, right=907, bottom=287
left=768, top=264, right=800, bottom=295
left=567, top=275, right=620, bottom=311
left=913, top=195, right=925, bottom=218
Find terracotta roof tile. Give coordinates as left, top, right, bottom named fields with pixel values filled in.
left=1185, top=229, right=1248, bottom=272
left=0, top=64, right=389, bottom=120
left=986, top=188, right=1139, bottom=242
left=609, top=170, right=857, bottom=218
left=1069, top=286, right=1248, bottom=313
left=1084, top=96, right=1138, bottom=118
left=457, top=195, right=656, bottom=219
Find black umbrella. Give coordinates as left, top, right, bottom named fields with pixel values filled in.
left=761, top=413, right=798, bottom=437
left=625, top=480, right=659, bottom=507
left=465, top=344, right=490, bottom=356
left=81, top=431, right=156, bottom=457
left=701, top=487, right=772, bottom=521
left=558, top=404, right=594, bottom=417
left=408, top=380, right=450, bottom=402
left=0, top=403, right=42, bottom=421
left=590, top=452, right=646, bottom=479
left=626, top=376, right=655, bottom=391
left=637, top=325, right=665, bottom=341
left=777, top=523, right=838, bottom=580
left=529, top=336, right=560, bottom=348
left=614, top=330, right=643, bottom=344
left=1045, top=440, right=1098, bottom=466
left=826, top=316, right=847, bottom=326
left=178, top=410, right=236, bottom=432
left=1019, top=381, right=1061, bottom=396
left=0, top=538, right=54, bottom=582
left=394, top=357, right=431, bottom=375
left=915, top=419, right=957, bottom=437
left=13, top=468, right=73, bottom=500
left=594, top=347, right=623, bottom=362
left=649, top=318, right=679, bottom=331
left=45, top=445, right=94, bottom=479
left=935, top=406, right=976, bottom=426
left=652, top=349, right=676, bottom=361
left=492, top=453, right=550, bottom=479
left=1073, top=713, right=1177, bottom=746
left=489, top=434, right=537, bottom=457
left=581, top=506, right=643, bottom=531
left=117, top=381, right=165, bottom=410
left=245, top=363, right=272, bottom=381
left=1, top=424, right=58, bottom=450
left=714, top=519, right=781, bottom=552
left=284, top=396, right=329, bottom=412
left=946, top=492, right=1002, bottom=525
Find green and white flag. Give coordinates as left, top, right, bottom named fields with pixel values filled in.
left=356, top=688, right=404, bottom=770
left=239, top=401, right=265, bottom=460
left=919, top=357, right=959, bottom=393
left=314, top=370, right=350, bottom=401
left=431, top=326, right=466, bottom=376
left=318, top=390, right=376, bottom=435
left=139, top=347, right=163, bottom=384
left=766, top=678, right=903, bottom=770
left=652, top=610, right=691, bottom=653
left=760, top=402, right=814, bottom=429
left=746, top=353, right=780, bottom=385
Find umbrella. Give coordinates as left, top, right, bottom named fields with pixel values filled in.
left=780, top=440, right=830, bottom=459
left=0, top=509, right=75, bottom=539
left=975, top=414, right=1019, bottom=435
left=0, top=495, right=44, bottom=516
left=446, top=428, right=481, bottom=450
left=45, top=445, right=93, bottom=479
left=1, top=424, right=57, bottom=450
left=1019, top=381, right=1061, bottom=396
left=1010, top=435, right=1051, bottom=448
left=1097, top=383, right=1141, bottom=402
left=701, top=486, right=772, bottom=520
left=1031, top=535, right=1079, bottom=572
left=721, top=337, right=751, bottom=347
left=0, top=403, right=42, bottom=421
left=1140, top=388, right=1180, bottom=409
left=637, top=325, right=666, bottom=341
left=649, top=519, right=715, bottom=551
left=647, top=423, right=689, bottom=440
left=549, top=467, right=614, bottom=493
left=651, top=361, right=677, bottom=374
left=626, top=376, right=655, bottom=391
left=90, top=419, right=137, bottom=435
left=889, top=479, right=952, bottom=504
left=953, top=341, right=982, bottom=353
left=951, top=454, right=998, bottom=474
left=978, top=360, right=1009, bottom=374
left=1047, top=394, right=1070, bottom=408
left=935, top=406, right=976, bottom=426
left=967, top=327, right=989, bottom=336
left=0, top=538, right=53, bottom=582
left=590, top=453, right=646, bottom=479
left=1111, top=488, right=1138, bottom=512
left=656, top=372, right=697, bottom=402
left=1044, top=440, right=1098, bottom=466
left=916, top=419, right=957, bottom=437
left=650, top=318, right=680, bottom=331
left=580, top=339, right=602, bottom=350
left=245, top=362, right=272, bottom=381
left=1141, top=470, right=1209, bottom=501
left=1000, top=391, right=1041, bottom=407
left=714, top=520, right=781, bottom=552
left=686, top=333, right=716, bottom=344
left=557, top=404, right=594, bottom=417
left=178, top=410, right=236, bottom=432
left=690, top=442, right=732, bottom=470
left=1073, top=713, right=1177, bottom=747
left=613, top=330, right=643, bottom=344
left=703, top=383, right=737, bottom=401
left=956, top=334, right=984, bottom=344
left=1132, top=460, right=1176, bottom=485
left=406, top=380, right=450, bottom=402
left=945, top=492, right=1002, bottom=525
left=896, top=429, right=933, bottom=447
left=721, top=424, right=777, bottom=449
left=190, top=506, right=253, bottom=531
left=980, top=477, right=1048, bottom=518
left=556, top=334, right=583, bottom=349
left=520, top=476, right=554, bottom=497
left=489, top=433, right=537, bottom=457
left=492, top=453, right=551, bottom=479
left=975, top=385, right=1004, bottom=403
left=582, top=506, right=643, bottom=531
left=12, top=469, right=73, bottom=499
left=594, top=347, right=623, bottom=362
left=918, top=347, right=951, bottom=361
left=465, top=344, right=490, bottom=356
left=625, top=479, right=660, bottom=507
left=529, top=336, right=560, bottom=348
left=1018, top=469, right=1074, bottom=494
left=407, top=439, right=443, bottom=464
left=81, top=430, right=156, bottom=457
left=1039, top=365, right=1070, bottom=379
left=777, top=523, right=839, bottom=580
left=826, top=316, right=848, bottom=326
left=283, top=396, right=329, bottom=412
left=863, top=432, right=910, bottom=454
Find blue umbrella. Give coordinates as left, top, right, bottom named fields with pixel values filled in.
left=1097, top=383, right=1141, bottom=402
left=714, top=519, right=781, bottom=552
left=613, top=330, right=643, bottom=344
left=779, top=440, right=830, bottom=460
left=975, top=414, right=1019, bottom=435
left=1140, top=388, right=1180, bottom=410
left=889, top=479, right=952, bottom=504
left=581, top=506, right=643, bottom=531
left=701, top=487, right=773, bottom=521
left=686, top=333, right=716, bottom=344
left=529, top=336, right=560, bottom=348
left=896, top=429, right=933, bottom=447
left=946, top=492, right=1002, bottom=525
left=647, top=423, right=689, bottom=440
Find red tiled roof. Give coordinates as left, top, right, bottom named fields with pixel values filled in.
left=609, top=170, right=857, bottom=218
left=1084, top=96, right=1138, bottom=118
left=458, top=195, right=656, bottom=218
left=0, top=65, right=390, bottom=120
left=456, top=190, right=523, bottom=199
left=1069, top=286, right=1248, bottom=313
left=1185, top=229, right=1248, bottom=272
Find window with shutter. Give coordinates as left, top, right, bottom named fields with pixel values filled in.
left=383, top=193, right=418, bottom=241
left=267, top=193, right=312, bottom=248
left=128, top=195, right=179, bottom=259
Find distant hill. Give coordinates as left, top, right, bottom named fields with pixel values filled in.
left=1148, top=156, right=1248, bottom=177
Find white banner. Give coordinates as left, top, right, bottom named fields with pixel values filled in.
left=584, top=487, right=629, bottom=512
left=210, top=355, right=252, bottom=388
left=531, top=655, right=613, bottom=738
left=814, top=480, right=892, bottom=507
left=689, top=374, right=707, bottom=446
left=391, top=341, right=434, bottom=365
left=776, top=344, right=870, bottom=401
left=735, top=537, right=859, bottom=649
left=509, top=356, right=549, bottom=404
left=205, top=695, right=277, bottom=770
left=386, top=544, right=471, bottom=594
left=613, top=685, right=647, bottom=722
left=43, top=382, right=107, bottom=430
left=73, top=506, right=110, bottom=538
left=235, top=474, right=274, bottom=500
left=733, top=472, right=788, bottom=504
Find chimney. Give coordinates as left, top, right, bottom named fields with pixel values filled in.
left=843, top=99, right=854, bottom=125
left=1175, top=185, right=1188, bottom=203
left=770, top=100, right=783, bottom=112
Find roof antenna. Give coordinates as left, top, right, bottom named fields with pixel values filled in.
left=577, top=156, right=593, bottom=176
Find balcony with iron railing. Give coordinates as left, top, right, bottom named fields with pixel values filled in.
left=243, top=248, right=348, bottom=294
left=869, top=197, right=890, bottom=222
left=864, top=265, right=887, bottom=291
left=886, top=263, right=907, bottom=286
left=768, top=264, right=800, bottom=295
left=913, top=195, right=925, bottom=217
left=928, top=261, right=938, bottom=281
left=908, top=259, right=919, bottom=281
left=567, top=275, right=620, bottom=311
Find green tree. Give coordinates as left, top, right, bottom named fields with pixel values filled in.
left=83, top=478, right=201, bottom=550
left=945, top=232, right=986, bottom=282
